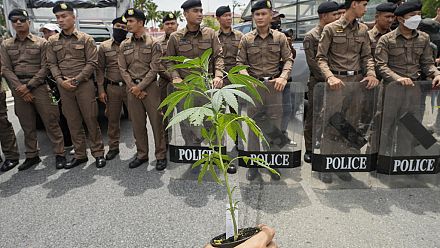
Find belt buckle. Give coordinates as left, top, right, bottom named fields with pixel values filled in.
left=118, top=81, right=123, bottom=87
left=347, top=71, right=355, bottom=76
left=135, top=79, right=141, bottom=84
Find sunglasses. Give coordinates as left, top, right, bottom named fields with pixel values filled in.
left=11, top=17, right=28, bottom=23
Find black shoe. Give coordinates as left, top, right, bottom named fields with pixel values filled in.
left=304, top=151, right=312, bottom=164
left=129, top=158, right=148, bottom=169
left=55, top=155, right=66, bottom=169
left=95, top=157, right=106, bottom=168
left=0, top=159, right=19, bottom=172
left=270, top=168, right=281, bottom=181
left=320, top=173, right=333, bottom=184
left=246, top=169, right=261, bottom=181
left=227, top=164, right=237, bottom=174
left=156, top=159, right=167, bottom=171
left=17, top=157, right=41, bottom=171
left=105, top=149, right=119, bottom=161
left=65, top=157, right=88, bottom=169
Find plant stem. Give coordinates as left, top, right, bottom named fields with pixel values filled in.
left=217, top=128, right=238, bottom=241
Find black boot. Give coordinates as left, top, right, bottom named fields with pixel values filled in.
left=17, top=157, right=41, bottom=171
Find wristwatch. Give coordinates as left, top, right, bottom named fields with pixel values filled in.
left=73, top=78, right=80, bottom=85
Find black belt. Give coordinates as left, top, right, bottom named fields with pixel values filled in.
left=106, top=78, right=125, bottom=87
left=17, top=75, right=33, bottom=80
left=331, top=70, right=362, bottom=76
left=258, top=76, right=276, bottom=82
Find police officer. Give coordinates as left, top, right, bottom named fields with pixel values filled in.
left=119, top=8, right=167, bottom=170
left=215, top=6, right=243, bottom=78
left=215, top=5, right=243, bottom=174
left=39, top=23, right=74, bottom=153
left=376, top=2, right=440, bottom=155
left=236, top=0, right=294, bottom=181
left=338, top=2, right=347, bottom=16
left=0, top=62, right=19, bottom=172
left=47, top=2, right=106, bottom=169
left=97, top=16, right=128, bottom=161
left=368, top=3, right=396, bottom=57
left=316, top=0, right=378, bottom=183
left=166, top=0, right=225, bottom=147
left=157, top=12, right=178, bottom=144
left=1, top=9, right=66, bottom=170
left=303, top=1, right=340, bottom=163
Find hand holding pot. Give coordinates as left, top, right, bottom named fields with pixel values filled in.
left=204, top=224, right=277, bottom=248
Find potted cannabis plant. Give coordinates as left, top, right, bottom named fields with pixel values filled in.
left=161, top=49, right=279, bottom=247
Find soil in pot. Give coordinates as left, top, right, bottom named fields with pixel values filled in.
left=210, top=227, right=260, bottom=248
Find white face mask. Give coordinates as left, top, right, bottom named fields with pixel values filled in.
left=403, top=15, right=422, bottom=30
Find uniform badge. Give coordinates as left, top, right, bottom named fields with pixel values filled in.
left=336, top=28, right=343, bottom=33
left=128, top=9, right=134, bottom=15
left=122, top=16, right=127, bottom=23
left=23, top=10, right=28, bottom=16
left=267, top=1, right=271, bottom=8
left=60, top=3, right=67, bottom=10
left=169, top=13, right=174, bottom=19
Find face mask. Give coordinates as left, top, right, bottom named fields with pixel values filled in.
left=271, top=20, right=281, bottom=30
left=113, top=28, right=128, bottom=43
left=403, top=15, right=421, bottom=30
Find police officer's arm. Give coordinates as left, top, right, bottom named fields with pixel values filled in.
left=166, top=34, right=182, bottom=80
left=118, top=41, right=135, bottom=88
left=303, top=33, right=324, bottom=81
left=316, top=26, right=335, bottom=80
left=0, top=42, right=22, bottom=90
left=212, top=34, right=225, bottom=78
left=236, top=37, right=250, bottom=75
left=27, top=40, right=49, bottom=89
left=279, top=34, right=293, bottom=80
left=96, top=45, right=106, bottom=95
left=138, top=42, right=162, bottom=90
left=74, top=36, right=98, bottom=83
left=419, top=37, right=440, bottom=79
left=375, top=36, right=403, bottom=82
left=359, top=29, right=376, bottom=78
left=46, top=38, right=64, bottom=84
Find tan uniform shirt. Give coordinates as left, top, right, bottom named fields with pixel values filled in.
left=157, top=34, right=172, bottom=82
left=316, top=16, right=376, bottom=79
left=375, top=28, right=440, bottom=83
left=47, top=29, right=98, bottom=84
left=1, top=34, right=48, bottom=89
left=166, top=26, right=224, bottom=79
left=216, top=29, right=243, bottom=72
left=97, top=38, right=123, bottom=94
left=236, top=28, right=293, bottom=80
left=118, top=33, right=161, bottom=90
left=368, top=25, right=390, bottom=59
left=303, top=25, right=325, bottom=82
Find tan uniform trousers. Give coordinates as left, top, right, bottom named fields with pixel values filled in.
left=106, top=84, right=128, bottom=151
left=304, top=78, right=320, bottom=152
left=320, top=75, right=365, bottom=155
left=247, top=81, right=283, bottom=151
left=13, top=84, right=64, bottom=158
left=127, top=83, right=166, bottom=160
left=58, top=80, right=104, bottom=159
left=0, top=90, right=19, bottom=160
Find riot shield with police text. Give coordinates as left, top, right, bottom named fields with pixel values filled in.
left=237, top=80, right=303, bottom=184
left=376, top=81, right=440, bottom=188
left=311, top=81, right=381, bottom=189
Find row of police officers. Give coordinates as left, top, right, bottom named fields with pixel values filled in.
left=0, top=0, right=293, bottom=180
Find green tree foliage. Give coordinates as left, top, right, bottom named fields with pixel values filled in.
left=202, top=16, right=219, bottom=31
left=422, top=0, right=440, bottom=18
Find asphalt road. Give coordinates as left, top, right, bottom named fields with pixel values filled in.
left=0, top=102, right=439, bottom=248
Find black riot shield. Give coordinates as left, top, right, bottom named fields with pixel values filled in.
left=311, top=81, right=382, bottom=189
left=376, top=81, right=440, bottom=188
left=237, top=80, right=303, bottom=183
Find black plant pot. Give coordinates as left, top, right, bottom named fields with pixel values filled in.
left=210, top=227, right=260, bottom=248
